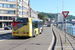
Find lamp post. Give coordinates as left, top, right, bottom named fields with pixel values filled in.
left=62, top=0, right=64, bottom=31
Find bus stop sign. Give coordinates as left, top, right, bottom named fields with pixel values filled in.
left=62, top=11, right=69, bottom=18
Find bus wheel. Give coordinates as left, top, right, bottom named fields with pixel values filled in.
left=40, top=29, right=42, bottom=34
left=34, top=31, right=36, bottom=37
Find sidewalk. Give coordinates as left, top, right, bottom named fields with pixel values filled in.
left=0, top=28, right=12, bottom=35
left=53, top=25, right=75, bottom=50
left=0, top=28, right=4, bottom=30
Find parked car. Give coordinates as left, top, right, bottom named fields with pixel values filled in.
left=4, top=25, right=12, bottom=30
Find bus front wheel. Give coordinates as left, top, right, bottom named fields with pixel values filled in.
left=40, top=29, right=42, bottom=34
left=34, top=31, right=36, bottom=37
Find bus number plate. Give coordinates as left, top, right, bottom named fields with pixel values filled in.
left=14, top=27, right=17, bottom=29
left=20, top=32, right=22, bottom=34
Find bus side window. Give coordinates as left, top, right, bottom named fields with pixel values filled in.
left=32, top=22, right=35, bottom=28
left=35, top=21, right=38, bottom=28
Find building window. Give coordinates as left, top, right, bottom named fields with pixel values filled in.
left=18, top=0, right=19, bottom=2
left=20, top=6, right=22, bottom=10
left=11, top=17, right=14, bottom=20
left=8, top=4, right=15, bottom=8
left=20, top=1, right=22, bottom=5
left=19, top=12, right=22, bottom=15
left=0, top=3, right=15, bottom=8
left=23, top=7, right=27, bottom=11
left=2, top=4, right=4, bottom=7
left=3, top=0, right=7, bottom=1
left=2, top=0, right=15, bottom=2
left=3, top=16, right=7, bottom=20
left=0, top=10, right=15, bottom=14
left=9, top=17, right=12, bottom=20
left=23, top=2, right=28, bottom=6
left=18, top=6, right=19, bottom=9
left=0, top=3, right=2, bottom=7
left=4, top=4, right=8, bottom=8
left=8, top=0, right=15, bottom=2
left=8, top=11, right=15, bottom=14
left=23, top=12, right=26, bottom=15
left=0, top=16, right=2, bottom=20
left=18, top=11, right=19, bottom=14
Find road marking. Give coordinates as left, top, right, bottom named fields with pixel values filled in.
left=48, top=29, right=54, bottom=50
left=0, top=39, right=7, bottom=41
left=0, top=30, right=12, bottom=32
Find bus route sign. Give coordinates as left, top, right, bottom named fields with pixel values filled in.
left=62, top=11, right=69, bottom=18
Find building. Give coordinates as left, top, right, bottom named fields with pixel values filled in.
left=0, top=0, right=28, bottom=28
left=30, top=8, right=38, bottom=18
left=57, top=13, right=63, bottom=23
left=28, top=0, right=38, bottom=18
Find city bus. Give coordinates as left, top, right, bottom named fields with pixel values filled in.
left=12, top=17, right=43, bottom=37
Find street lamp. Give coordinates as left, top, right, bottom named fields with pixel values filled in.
left=62, top=0, right=64, bottom=31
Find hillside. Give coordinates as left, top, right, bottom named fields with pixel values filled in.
left=39, top=12, right=75, bottom=20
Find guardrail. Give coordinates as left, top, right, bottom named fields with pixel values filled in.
left=54, top=25, right=75, bottom=36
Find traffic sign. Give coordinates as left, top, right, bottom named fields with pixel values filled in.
left=62, top=11, right=69, bottom=18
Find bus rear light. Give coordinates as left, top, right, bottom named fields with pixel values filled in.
left=28, top=20, right=29, bottom=22
left=25, top=32, right=27, bottom=34
left=23, top=31, right=25, bottom=34
left=13, top=32, right=18, bottom=34
left=23, top=32, right=29, bottom=34
left=13, top=32, right=15, bottom=34
left=23, top=32, right=25, bottom=34
left=25, top=32, right=28, bottom=34
left=13, top=32, right=16, bottom=34
left=17, top=32, right=19, bottom=34
left=27, top=32, right=29, bottom=34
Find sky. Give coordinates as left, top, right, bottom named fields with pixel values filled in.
left=30, top=0, right=75, bottom=16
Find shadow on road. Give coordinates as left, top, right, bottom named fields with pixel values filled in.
left=10, top=37, right=30, bottom=40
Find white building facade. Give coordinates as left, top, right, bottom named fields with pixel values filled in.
left=57, top=13, right=63, bottom=22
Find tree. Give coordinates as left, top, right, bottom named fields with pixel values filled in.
left=38, top=13, right=45, bottom=23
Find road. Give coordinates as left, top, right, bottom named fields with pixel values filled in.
left=0, top=26, right=54, bottom=50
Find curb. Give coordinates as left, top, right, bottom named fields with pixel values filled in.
left=48, top=28, right=55, bottom=50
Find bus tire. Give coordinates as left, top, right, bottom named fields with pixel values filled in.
left=40, top=29, right=42, bottom=34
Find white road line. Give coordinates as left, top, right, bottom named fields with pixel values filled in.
left=0, top=39, right=7, bottom=41
left=48, top=27, right=55, bottom=50
left=0, top=31, right=12, bottom=32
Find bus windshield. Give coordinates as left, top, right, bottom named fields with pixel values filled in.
left=14, top=18, right=28, bottom=22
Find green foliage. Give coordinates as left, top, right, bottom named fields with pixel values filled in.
left=39, top=12, right=57, bottom=20
left=39, top=12, right=75, bottom=20
left=38, top=13, right=45, bottom=23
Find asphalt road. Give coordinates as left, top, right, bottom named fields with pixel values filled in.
left=0, top=26, right=53, bottom=50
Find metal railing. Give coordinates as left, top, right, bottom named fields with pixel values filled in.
left=54, top=25, right=75, bottom=36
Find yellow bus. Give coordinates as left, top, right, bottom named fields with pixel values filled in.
left=12, top=17, right=43, bottom=37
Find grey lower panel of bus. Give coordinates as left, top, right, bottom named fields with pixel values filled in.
left=38, top=27, right=40, bottom=34
left=32, top=28, right=34, bottom=36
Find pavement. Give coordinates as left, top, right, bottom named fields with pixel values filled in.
left=0, top=28, right=4, bottom=30
left=53, top=25, right=75, bottom=50
left=1, top=25, right=75, bottom=50
left=0, top=26, right=54, bottom=50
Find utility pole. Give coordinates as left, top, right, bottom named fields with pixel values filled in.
left=16, top=0, right=18, bottom=17
left=28, top=0, right=31, bottom=17
left=62, top=0, right=64, bottom=31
